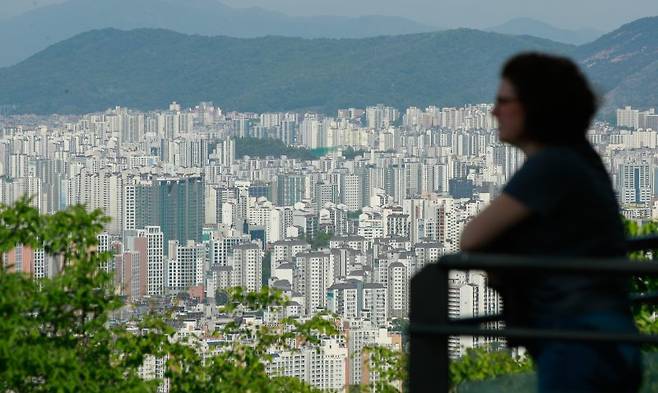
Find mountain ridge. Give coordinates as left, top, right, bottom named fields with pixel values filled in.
left=0, top=0, right=436, bottom=67
left=1, top=17, right=657, bottom=116
left=575, top=16, right=658, bottom=112
left=0, top=27, right=570, bottom=115
left=487, top=17, right=603, bottom=45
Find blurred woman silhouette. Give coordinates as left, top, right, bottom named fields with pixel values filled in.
left=460, top=53, right=643, bottom=392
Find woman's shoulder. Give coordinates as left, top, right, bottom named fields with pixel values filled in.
left=510, top=144, right=612, bottom=200
left=529, top=145, right=599, bottom=175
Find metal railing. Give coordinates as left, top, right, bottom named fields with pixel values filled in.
left=408, top=236, right=658, bottom=392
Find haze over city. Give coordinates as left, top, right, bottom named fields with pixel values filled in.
left=1, top=0, right=658, bottom=392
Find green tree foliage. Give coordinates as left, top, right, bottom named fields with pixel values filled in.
left=359, top=219, right=658, bottom=391
left=355, top=342, right=532, bottom=391
left=308, top=231, right=333, bottom=249
left=215, top=289, right=229, bottom=306
left=11, top=199, right=654, bottom=392
left=166, top=287, right=337, bottom=393
left=262, top=250, right=272, bottom=285
left=235, top=137, right=320, bottom=160
left=360, top=345, right=407, bottom=393
left=354, top=340, right=533, bottom=393
left=389, top=318, right=409, bottom=349
left=624, top=219, right=658, bottom=338
left=449, top=346, right=533, bottom=388
left=347, top=210, right=363, bottom=220
left=0, top=198, right=170, bottom=392
left=0, top=199, right=338, bottom=393
left=344, top=341, right=533, bottom=391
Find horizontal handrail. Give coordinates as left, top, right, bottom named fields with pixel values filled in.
left=409, top=238, right=658, bottom=393
left=410, top=324, right=658, bottom=345
left=631, top=291, right=658, bottom=305
left=449, top=314, right=502, bottom=326
left=439, top=253, right=658, bottom=275
left=448, top=296, right=658, bottom=328
left=626, top=235, right=658, bottom=252
left=447, top=291, right=658, bottom=327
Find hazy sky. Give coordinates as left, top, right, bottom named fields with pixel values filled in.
left=0, top=0, right=66, bottom=19
left=219, top=0, right=658, bottom=30
left=1, top=0, right=657, bottom=31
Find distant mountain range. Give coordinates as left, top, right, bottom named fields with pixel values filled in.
left=0, top=0, right=436, bottom=67
left=0, top=28, right=569, bottom=115
left=0, top=16, right=656, bottom=116
left=487, top=17, right=603, bottom=45
left=575, top=17, right=658, bottom=112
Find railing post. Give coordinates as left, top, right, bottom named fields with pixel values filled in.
left=410, top=263, right=450, bottom=393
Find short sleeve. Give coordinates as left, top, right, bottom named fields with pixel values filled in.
left=503, top=149, right=576, bottom=216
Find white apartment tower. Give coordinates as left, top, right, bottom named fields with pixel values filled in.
left=362, top=283, right=388, bottom=327
left=341, top=174, right=362, bottom=212
left=267, top=338, right=348, bottom=391
left=387, top=262, right=408, bottom=318
left=138, top=226, right=164, bottom=296
left=617, top=106, right=640, bottom=129
left=123, top=184, right=136, bottom=231
left=230, top=243, right=263, bottom=292
left=347, top=321, right=400, bottom=386
left=271, top=239, right=311, bottom=269
left=293, top=251, right=333, bottom=315
left=327, top=281, right=361, bottom=321
left=209, top=230, right=249, bottom=267
left=167, top=240, right=205, bottom=293
left=97, top=232, right=112, bottom=273
left=617, top=160, right=652, bottom=205
left=447, top=271, right=503, bottom=358
left=309, top=339, right=348, bottom=391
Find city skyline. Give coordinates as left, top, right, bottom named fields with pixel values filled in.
left=2, top=96, right=656, bottom=391
left=1, top=0, right=657, bottom=387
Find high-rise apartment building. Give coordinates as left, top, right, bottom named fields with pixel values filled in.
left=209, top=230, right=249, bottom=267
left=166, top=240, right=205, bottom=293
left=127, top=176, right=205, bottom=248
left=447, top=271, right=503, bottom=358
left=327, top=280, right=361, bottom=320
left=617, top=106, right=640, bottom=129
left=97, top=232, right=113, bottom=273
left=118, top=250, right=146, bottom=298
left=387, top=262, right=408, bottom=318
left=362, top=283, right=388, bottom=327
left=314, top=182, right=339, bottom=211
left=326, top=279, right=387, bottom=328
left=230, top=242, right=263, bottom=292
left=340, top=174, right=362, bottom=212
left=617, top=160, right=652, bottom=204
left=267, top=338, right=348, bottom=391
left=137, top=226, right=164, bottom=296
left=366, top=104, right=399, bottom=130
left=271, top=239, right=311, bottom=269
left=274, top=174, right=305, bottom=206
left=346, top=321, right=400, bottom=386
left=293, top=251, right=333, bottom=314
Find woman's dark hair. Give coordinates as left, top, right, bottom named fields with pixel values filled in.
left=502, top=52, right=598, bottom=145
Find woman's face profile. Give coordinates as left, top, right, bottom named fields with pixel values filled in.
left=493, top=78, right=525, bottom=146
